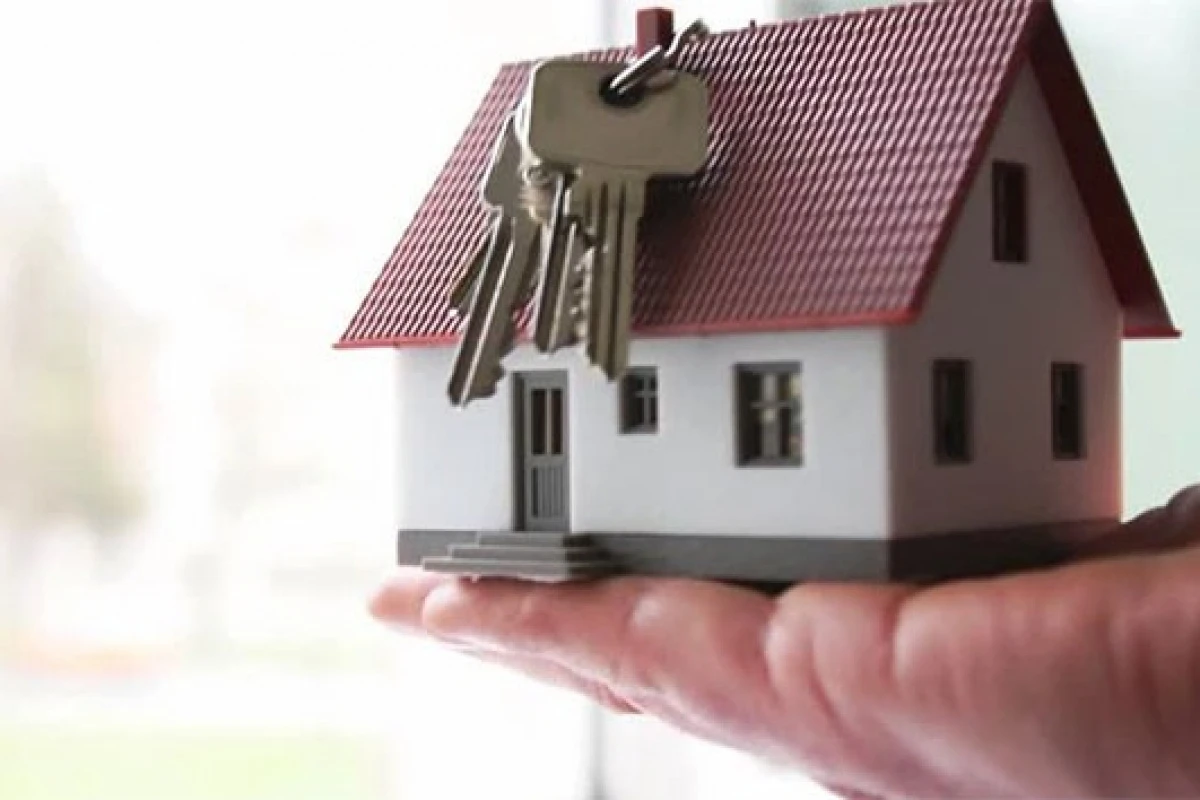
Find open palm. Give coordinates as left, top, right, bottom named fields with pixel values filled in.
left=371, top=486, right=1200, bottom=798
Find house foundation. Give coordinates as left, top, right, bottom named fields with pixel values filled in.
left=399, top=519, right=1114, bottom=588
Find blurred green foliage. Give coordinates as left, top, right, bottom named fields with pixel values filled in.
left=0, top=173, right=144, bottom=536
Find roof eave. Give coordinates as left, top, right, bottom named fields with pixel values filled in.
left=1031, top=2, right=1180, bottom=337
left=1123, top=324, right=1183, bottom=340
left=333, top=310, right=919, bottom=349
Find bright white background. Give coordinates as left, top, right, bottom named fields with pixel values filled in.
left=0, top=1, right=1194, bottom=798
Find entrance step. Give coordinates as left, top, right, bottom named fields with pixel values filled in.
left=448, top=544, right=606, bottom=564
left=421, top=557, right=616, bottom=581
left=421, top=531, right=616, bottom=582
left=475, top=532, right=593, bottom=548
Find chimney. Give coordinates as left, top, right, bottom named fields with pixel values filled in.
left=636, top=7, right=674, bottom=55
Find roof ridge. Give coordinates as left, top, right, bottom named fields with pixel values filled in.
left=742, top=0, right=1047, bottom=34
left=495, top=0, right=1045, bottom=70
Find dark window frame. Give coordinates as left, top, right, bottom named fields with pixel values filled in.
left=1051, top=362, right=1086, bottom=460
left=735, top=362, right=804, bottom=467
left=619, top=367, right=659, bottom=434
left=932, top=359, right=973, bottom=465
left=992, top=160, right=1029, bottom=263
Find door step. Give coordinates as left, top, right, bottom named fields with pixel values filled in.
left=422, top=533, right=616, bottom=582
left=476, top=531, right=589, bottom=548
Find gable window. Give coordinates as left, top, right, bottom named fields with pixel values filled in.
left=735, top=363, right=803, bottom=466
left=933, top=359, right=972, bottom=464
left=992, top=160, right=1029, bottom=263
left=619, top=367, right=659, bottom=434
left=1051, top=362, right=1085, bottom=459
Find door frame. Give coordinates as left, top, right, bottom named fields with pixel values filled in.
left=512, top=370, right=571, bottom=532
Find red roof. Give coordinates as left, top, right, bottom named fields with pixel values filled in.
left=337, top=0, right=1178, bottom=349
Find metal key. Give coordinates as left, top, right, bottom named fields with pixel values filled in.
left=530, top=168, right=581, bottom=351
left=520, top=59, right=708, bottom=177
left=511, top=137, right=594, bottom=353
left=449, top=215, right=541, bottom=319
left=589, top=171, right=645, bottom=376
left=448, top=109, right=542, bottom=319
left=519, top=59, right=709, bottom=378
left=504, top=98, right=582, bottom=354
left=553, top=169, right=645, bottom=377
left=446, top=113, right=543, bottom=406
left=448, top=238, right=488, bottom=318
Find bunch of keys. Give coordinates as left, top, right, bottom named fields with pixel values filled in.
left=446, top=22, right=711, bottom=407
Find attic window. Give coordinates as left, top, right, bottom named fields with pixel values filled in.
left=993, top=161, right=1029, bottom=263
left=735, top=363, right=803, bottom=467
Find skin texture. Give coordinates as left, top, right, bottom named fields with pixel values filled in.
left=370, top=486, right=1200, bottom=799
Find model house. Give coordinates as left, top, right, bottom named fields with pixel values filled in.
left=336, top=0, right=1179, bottom=584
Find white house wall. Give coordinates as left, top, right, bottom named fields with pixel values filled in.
left=394, top=346, right=516, bottom=532
left=396, top=328, right=891, bottom=538
left=886, top=64, right=1123, bottom=537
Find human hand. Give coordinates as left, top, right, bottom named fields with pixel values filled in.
left=370, top=486, right=1200, bottom=799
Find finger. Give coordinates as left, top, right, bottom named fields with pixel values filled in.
left=452, top=639, right=756, bottom=751
left=373, top=491, right=1200, bottom=796
left=420, top=575, right=772, bottom=715
left=418, top=573, right=915, bottom=781
left=368, top=567, right=455, bottom=634
left=450, top=643, right=641, bottom=715
left=417, top=544, right=1200, bottom=798
left=377, top=567, right=943, bottom=792
left=864, top=543, right=1200, bottom=797
left=819, top=782, right=886, bottom=800
left=1070, top=484, right=1200, bottom=560
left=381, top=570, right=970, bottom=795
left=369, top=570, right=639, bottom=714
left=369, top=573, right=648, bottom=714
left=751, top=545, right=1200, bottom=797
left=369, top=569, right=883, bottom=768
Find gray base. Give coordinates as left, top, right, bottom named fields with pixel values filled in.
left=398, top=520, right=1116, bottom=587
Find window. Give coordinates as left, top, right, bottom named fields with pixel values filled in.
left=933, top=359, right=972, bottom=464
left=529, top=384, right=564, bottom=455
left=992, top=160, right=1028, bottom=263
left=1051, top=362, right=1085, bottom=459
left=619, top=368, right=659, bottom=433
left=735, top=363, right=803, bottom=466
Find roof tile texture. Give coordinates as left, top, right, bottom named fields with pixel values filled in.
left=338, top=0, right=1176, bottom=347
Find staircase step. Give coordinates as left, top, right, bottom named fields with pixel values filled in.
left=448, top=544, right=608, bottom=564
left=421, top=556, right=615, bottom=582
left=476, top=532, right=594, bottom=548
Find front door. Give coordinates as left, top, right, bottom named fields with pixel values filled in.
left=515, top=371, right=569, bottom=531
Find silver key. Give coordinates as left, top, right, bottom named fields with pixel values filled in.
left=520, top=59, right=708, bottom=378
left=562, top=170, right=645, bottom=377
left=446, top=113, right=543, bottom=406
left=450, top=204, right=543, bottom=319
left=448, top=237, right=488, bottom=318
left=515, top=150, right=597, bottom=353
left=449, top=112, right=543, bottom=319
left=530, top=168, right=580, bottom=351
left=521, top=60, right=708, bottom=176
left=509, top=112, right=586, bottom=355
left=597, top=172, right=645, bottom=376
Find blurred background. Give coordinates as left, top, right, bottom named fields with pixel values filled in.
left=0, top=0, right=1194, bottom=798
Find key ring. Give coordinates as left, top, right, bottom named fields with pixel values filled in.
left=607, top=19, right=708, bottom=98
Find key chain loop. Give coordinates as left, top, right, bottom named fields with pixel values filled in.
left=607, top=19, right=708, bottom=98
